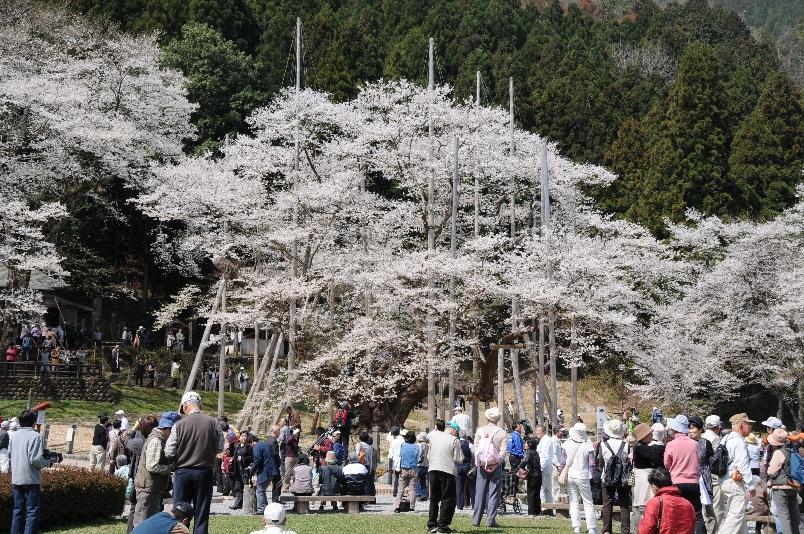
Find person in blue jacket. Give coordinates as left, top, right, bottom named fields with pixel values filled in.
left=249, top=435, right=279, bottom=515
left=507, top=422, right=524, bottom=470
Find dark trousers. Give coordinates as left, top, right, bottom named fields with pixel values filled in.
left=11, top=484, right=40, bottom=534
left=231, top=475, right=244, bottom=508
left=456, top=463, right=475, bottom=509
left=428, top=471, right=457, bottom=531
left=173, top=468, right=214, bottom=534
left=676, top=482, right=706, bottom=534
left=417, top=466, right=429, bottom=499
left=271, top=474, right=282, bottom=503
left=602, top=485, right=632, bottom=534
left=366, top=471, right=376, bottom=496
left=135, top=372, right=144, bottom=386
left=526, top=475, right=542, bottom=515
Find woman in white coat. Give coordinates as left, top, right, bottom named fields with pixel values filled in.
left=559, top=423, right=599, bottom=534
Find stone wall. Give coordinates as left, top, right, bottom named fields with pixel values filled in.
left=0, top=376, right=118, bottom=402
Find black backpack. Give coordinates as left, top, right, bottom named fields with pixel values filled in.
left=602, top=441, right=632, bottom=488
left=710, top=442, right=730, bottom=477
left=344, top=472, right=366, bottom=495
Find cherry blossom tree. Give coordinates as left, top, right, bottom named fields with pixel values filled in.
left=0, top=0, right=195, bottom=341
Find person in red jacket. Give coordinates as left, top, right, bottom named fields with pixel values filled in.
left=638, top=467, right=696, bottom=534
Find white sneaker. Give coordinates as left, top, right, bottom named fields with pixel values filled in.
left=588, top=529, right=600, bottom=534
left=573, top=529, right=581, bottom=534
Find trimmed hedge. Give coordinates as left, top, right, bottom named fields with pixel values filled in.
left=0, top=467, right=126, bottom=530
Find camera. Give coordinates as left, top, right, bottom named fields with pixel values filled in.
left=42, top=450, right=63, bottom=467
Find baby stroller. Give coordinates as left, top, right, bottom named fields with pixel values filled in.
left=499, top=470, right=522, bottom=514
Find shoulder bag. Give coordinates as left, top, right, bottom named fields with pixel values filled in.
left=558, top=442, right=583, bottom=487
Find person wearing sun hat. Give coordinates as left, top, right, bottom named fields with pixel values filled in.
left=472, top=408, right=508, bottom=529
left=718, top=413, right=756, bottom=533
left=599, top=419, right=631, bottom=534
left=766, top=428, right=801, bottom=534
left=559, top=422, right=598, bottom=534
left=664, top=415, right=705, bottom=534
left=632, top=422, right=664, bottom=526
left=133, top=411, right=180, bottom=528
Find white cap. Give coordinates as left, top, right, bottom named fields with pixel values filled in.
left=705, top=415, right=722, bottom=428
left=485, top=407, right=501, bottom=422
left=180, top=391, right=202, bottom=414
left=761, top=416, right=785, bottom=429
left=115, top=410, right=125, bottom=415
left=264, top=502, right=286, bottom=524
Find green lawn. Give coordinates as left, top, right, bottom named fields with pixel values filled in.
left=0, top=385, right=246, bottom=422
left=42, top=514, right=587, bottom=533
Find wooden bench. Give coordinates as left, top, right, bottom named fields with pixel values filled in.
left=543, top=504, right=775, bottom=533
left=279, top=495, right=375, bottom=514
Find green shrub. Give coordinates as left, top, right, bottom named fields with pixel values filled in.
left=0, top=467, right=126, bottom=530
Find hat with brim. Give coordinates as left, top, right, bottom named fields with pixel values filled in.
left=761, top=416, right=784, bottom=429
left=745, top=432, right=758, bottom=444
left=447, top=421, right=461, bottom=432
left=667, top=415, right=690, bottom=434
left=604, top=419, right=625, bottom=439
left=325, top=450, right=337, bottom=464
left=453, top=406, right=462, bottom=412
left=569, top=422, right=588, bottom=443
left=633, top=423, right=653, bottom=442
left=485, top=407, right=501, bottom=423
left=729, top=413, right=756, bottom=425
left=768, top=428, right=789, bottom=447
left=158, top=411, right=181, bottom=430
left=688, top=416, right=705, bottom=430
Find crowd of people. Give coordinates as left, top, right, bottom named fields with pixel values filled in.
left=6, top=396, right=804, bottom=534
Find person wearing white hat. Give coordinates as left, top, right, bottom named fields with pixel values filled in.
left=718, top=413, right=756, bottom=534
left=600, top=419, right=632, bottom=534
left=164, top=391, right=225, bottom=534
left=0, top=420, right=9, bottom=473
left=116, top=409, right=129, bottom=431
left=559, top=422, right=598, bottom=534
left=250, top=502, right=298, bottom=534
left=450, top=406, right=471, bottom=435
left=472, top=408, right=508, bottom=529
left=701, top=414, right=725, bottom=534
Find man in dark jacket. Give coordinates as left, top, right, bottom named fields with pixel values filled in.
left=91, top=413, right=110, bottom=470
left=263, top=425, right=283, bottom=503
left=250, top=434, right=278, bottom=514
left=318, top=450, right=345, bottom=510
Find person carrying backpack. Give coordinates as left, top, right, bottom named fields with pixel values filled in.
left=600, top=419, right=633, bottom=534
left=472, top=408, right=508, bottom=529
left=766, top=428, right=801, bottom=534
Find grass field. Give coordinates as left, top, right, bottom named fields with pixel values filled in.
left=0, top=385, right=246, bottom=422
left=42, top=513, right=592, bottom=534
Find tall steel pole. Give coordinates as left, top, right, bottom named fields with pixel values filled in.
left=448, top=138, right=459, bottom=414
